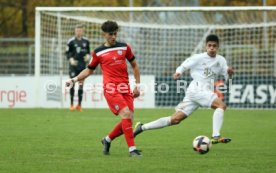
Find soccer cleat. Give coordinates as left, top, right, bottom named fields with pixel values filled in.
left=101, top=138, right=111, bottom=155
left=211, top=136, right=232, bottom=144
left=75, top=105, right=83, bottom=112
left=70, top=105, right=75, bottom=111
left=133, top=122, right=143, bottom=137
left=129, top=149, right=142, bottom=157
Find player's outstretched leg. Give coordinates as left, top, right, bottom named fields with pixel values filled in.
left=211, top=136, right=232, bottom=144
left=134, top=122, right=144, bottom=137
left=134, top=113, right=186, bottom=138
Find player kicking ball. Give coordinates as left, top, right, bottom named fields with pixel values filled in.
left=134, top=34, right=234, bottom=144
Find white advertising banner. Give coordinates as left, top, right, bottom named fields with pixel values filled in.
left=0, top=77, right=36, bottom=108
left=0, top=75, right=155, bottom=108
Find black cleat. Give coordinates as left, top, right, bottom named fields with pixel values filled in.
left=134, top=122, right=143, bottom=137
left=101, top=138, right=111, bottom=155
left=129, top=149, right=142, bottom=157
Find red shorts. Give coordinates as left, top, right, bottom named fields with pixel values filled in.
left=104, top=90, right=134, bottom=115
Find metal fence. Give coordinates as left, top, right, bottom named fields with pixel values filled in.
left=0, top=38, right=34, bottom=76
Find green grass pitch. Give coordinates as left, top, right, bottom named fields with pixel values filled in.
left=0, top=108, right=275, bottom=173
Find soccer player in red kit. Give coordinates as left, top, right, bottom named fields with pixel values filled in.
left=65, top=21, right=142, bottom=157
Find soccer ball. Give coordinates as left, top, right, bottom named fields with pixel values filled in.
left=193, top=135, right=212, bottom=154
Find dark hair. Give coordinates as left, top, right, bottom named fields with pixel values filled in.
left=206, top=34, right=219, bottom=44
left=101, top=20, right=119, bottom=33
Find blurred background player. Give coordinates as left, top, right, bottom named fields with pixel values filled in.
left=134, top=34, right=234, bottom=144
left=66, top=24, right=90, bottom=112
left=65, top=21, right=142, bottom=157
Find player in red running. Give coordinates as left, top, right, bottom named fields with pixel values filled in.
left=65, top=21, right=142, bottom=157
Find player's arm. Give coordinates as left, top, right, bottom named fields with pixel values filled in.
left=221, top=58, right=234, bottom=80
left=130, top=59, right=140, bottom=98
left=75, top=68, right=94, bottom=81
left=173, top=56, right=197, bottom=80
left=125, top=43, right=140, bottom=98
left=65, top=68, right=93, bottom=87
left=66, top=50, right=98, bottom=87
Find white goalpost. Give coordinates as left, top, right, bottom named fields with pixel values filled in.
left=35, top=6, right=276, bottom=109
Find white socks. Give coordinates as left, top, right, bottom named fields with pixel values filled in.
left=212, top=108, right=224, bottom=137
left=129, top=146, right=137, bottom=152
left=105, top=136, right=111, bottom=143
left=139, top=109, right=224, bottom=137
left=142, top=116, right=171, bottom=130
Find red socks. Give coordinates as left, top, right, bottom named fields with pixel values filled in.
left=108, top=122, right=123, bottom=140
left=107, top=119, right=135, bottom=148
left=121, top=119, right=135, bottom=147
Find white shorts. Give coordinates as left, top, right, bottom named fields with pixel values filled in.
left=175, top=90, right=217, bottom=116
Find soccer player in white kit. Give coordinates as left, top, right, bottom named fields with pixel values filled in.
left=134, top=34, right=234, bottom=144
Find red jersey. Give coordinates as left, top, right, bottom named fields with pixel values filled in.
left=88, top=42, right=135, bottom=89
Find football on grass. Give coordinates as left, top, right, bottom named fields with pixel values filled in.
left=193, top=135, right=212, bottom=154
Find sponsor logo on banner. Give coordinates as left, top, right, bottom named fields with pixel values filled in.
left=229, top=84, right=276, bottom=104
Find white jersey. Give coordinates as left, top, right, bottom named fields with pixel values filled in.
left=176, top=52, right=228, bottom=92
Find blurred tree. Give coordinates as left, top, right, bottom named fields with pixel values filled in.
left=21, top=0, right=28, bottom=37
left=0, top=1, right=21, bottom=37
left=0, top=0, right=143, bottom=37
left=0, top=0, right=275, bottom=38
left=267, top=0, right=276, bottom=5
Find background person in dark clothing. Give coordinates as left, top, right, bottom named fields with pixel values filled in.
left=66, top=24, right=90, bottom=111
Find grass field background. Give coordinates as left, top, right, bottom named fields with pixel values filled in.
left=0, top=108, right=275, bottom=173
